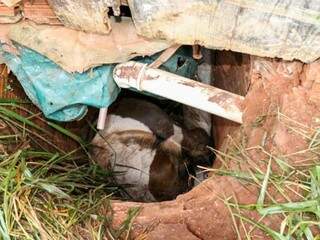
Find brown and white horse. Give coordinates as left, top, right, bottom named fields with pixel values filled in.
left=91, top=98, right=214, bottom=202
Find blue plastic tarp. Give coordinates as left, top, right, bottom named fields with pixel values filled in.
left=0, top=43, right=120, bottom=121
left=0, top=43, right=197, bottom=122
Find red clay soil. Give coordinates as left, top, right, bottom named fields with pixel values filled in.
left=109, top=52, right=320, bottom=239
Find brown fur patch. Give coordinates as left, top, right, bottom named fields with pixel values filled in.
left=181, top=128, right=214, bottom=167
left=149, top=143, right=190, bottom=201
left=111, top=98, right=174, bottom=140
left=91, top=130, right=157, bottom=169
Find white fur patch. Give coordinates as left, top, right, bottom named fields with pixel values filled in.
left=166, top=124, right=183, bottom=150
left=109, top=137, right=156, bottom=202
left=103, top=114, right=152, bottom=135
left=92, top=114, right=157, bottom=201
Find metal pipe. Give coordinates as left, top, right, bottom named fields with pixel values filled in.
left=113, top=61, right=244, bottom=124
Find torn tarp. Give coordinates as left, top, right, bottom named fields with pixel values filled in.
left=0, top=43, right=120, bottom=121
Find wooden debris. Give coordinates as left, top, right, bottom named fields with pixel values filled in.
left=149, top=44, right=181, bottom=69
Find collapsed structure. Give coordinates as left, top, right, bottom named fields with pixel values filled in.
left=1, top=0, right=319, bottom=123
left=1, top=0, right=320, bottom=239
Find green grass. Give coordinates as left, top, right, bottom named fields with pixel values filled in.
left=0, top=100, right=137, bottom=239
left=3, top=84, right=320, bottom=239
left=211, top=112, right=320, bottom=240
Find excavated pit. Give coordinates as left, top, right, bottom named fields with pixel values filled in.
left=2, top=48, right=320, bottom=239
left=103, top=51, right=320, bottom=240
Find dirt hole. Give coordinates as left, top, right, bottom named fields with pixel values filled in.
left=0, top=48, right=245, bottom=205
left=87, top=48, right=247, bottom=203
left=2, top=45, right=319, bottom=239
